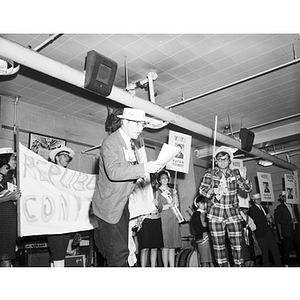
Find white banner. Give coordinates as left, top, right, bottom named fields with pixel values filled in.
left=18, top=143, right=154, bottom=237
left=257, top=172, right=275, bottom=202
left=284, top=174, right=299, bottom=205
left=19, top=143, right=97, bottom=237
left=166, top=130, right=191, bottom=174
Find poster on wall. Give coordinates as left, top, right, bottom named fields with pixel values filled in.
left=28, top=132, right=66, bottom=161
left=232, top=159, right=250, bottom=208
left=166, top=130, right=192, bottom=174
left=284, top=174, right=299, bottom=205
left=257, top=172, right=275, bottom=202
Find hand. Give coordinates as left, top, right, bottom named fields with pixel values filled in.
left=145, top=160, right=163, bottom=174
left=13, top=191, right=21, bottom=201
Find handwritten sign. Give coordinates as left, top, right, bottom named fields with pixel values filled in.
left=166, top=131, right=191, bottom=174
left=257, top=172, right=274, bottom=202
left=284, top=174, right=299, bottom=205
left=19, top=143, right=97, bottom=236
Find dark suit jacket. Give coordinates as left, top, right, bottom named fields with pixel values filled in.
left=248, top=204, right=269, bottom=238
left=190, top=211, right=208, bottom=240
left=92, top=129, right=146, bottom=224
left=275, top=203, right=293, bottom=237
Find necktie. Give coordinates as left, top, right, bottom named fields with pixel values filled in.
left=259, top=205, right=266, bottom=216
left=130, top=140, right=139, bottom=164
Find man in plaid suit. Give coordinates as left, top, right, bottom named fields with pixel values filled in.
left=199, top=146, right=252, bottom=266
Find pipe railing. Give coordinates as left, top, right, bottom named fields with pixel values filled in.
left=166, top=57, right=300, bottom=109
left=0, top=36, right=297, bottom=171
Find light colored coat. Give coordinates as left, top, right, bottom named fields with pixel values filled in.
left=92, top=129, right=145, bottom=224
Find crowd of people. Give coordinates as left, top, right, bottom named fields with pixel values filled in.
left=1, top=107, right=299, bottom=267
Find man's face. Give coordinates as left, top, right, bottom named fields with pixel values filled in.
left=254, top=196, right=262, bottom=205
left=122, top=119, right=146, bottom=139
left=55, top=151, right=72, bottom=167
left=216, top=153, right=230, bottom=169
left=8, top=154, right=17, bottom=170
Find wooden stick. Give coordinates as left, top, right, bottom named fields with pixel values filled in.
left=211, top=116, right=218, bottom=182
left=173, top=171, right=178, bottom=193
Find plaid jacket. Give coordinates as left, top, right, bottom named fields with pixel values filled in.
left=199, top=168, right=252, bottom=221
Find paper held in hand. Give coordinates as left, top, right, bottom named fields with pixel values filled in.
left=156, top=143, right=181, bottom=166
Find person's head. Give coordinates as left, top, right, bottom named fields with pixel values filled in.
left=117, top=108, right=148, bottom=139
left=193, top=195, right=206, bottom=210
left=251, top=193, right=262, bottom=205
left=49, top=146, right=74, bottom=168
left=214, top=146, right=233, bottom=169
left=279, top=191, right=286, bottom=203
left=0, top=148, right=16, bottom=173
left=157, top=170, right=170, bottom=186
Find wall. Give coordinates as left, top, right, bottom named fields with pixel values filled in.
left=4, top=96, right=298, bottom=246
left=0, top=96, right=107, bottom=174
left=244, top=155, right=300, bottom=216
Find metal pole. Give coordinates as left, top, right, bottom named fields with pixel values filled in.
left=0, top=36, right=297, bottom=171
left=166, top=58, right=300, bottom=109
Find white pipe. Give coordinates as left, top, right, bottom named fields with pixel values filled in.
left=232, top=113, right=300, bottom=135
left=166, top=57, right=300, bottom=109
left=0, top=36, right=297, bottom=171
left=0, top=37, right=84, bottom=87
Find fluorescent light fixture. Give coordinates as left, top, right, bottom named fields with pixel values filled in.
left=258, top=160, right=273, bottom=167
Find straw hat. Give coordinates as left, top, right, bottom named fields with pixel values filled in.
left=0, top=147, right=14, bottom=155
left=214, top=146, right=234, bottom=161
left=117, top=108, right=148, bottom=122
left=251, top=193, right=261, bottom=200
left=49, top=146, right=75, bottom=162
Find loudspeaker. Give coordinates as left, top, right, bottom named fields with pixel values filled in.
left=84, top=50, right=118, bottom=97
left=65, top=255, right=86, bottom=267
left=15, top=249, right=50, bottom=267
left=239, top=128, right=255, bottom=152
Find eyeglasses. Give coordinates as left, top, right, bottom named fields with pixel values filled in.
left=128, top=120, right=147, bottom=128
left=217, top=158, right=230, bottom=162
left=58, top=153, right=72, bottom=159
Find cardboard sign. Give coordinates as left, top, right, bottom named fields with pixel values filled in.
left=166, top=131, right=191, bottom=174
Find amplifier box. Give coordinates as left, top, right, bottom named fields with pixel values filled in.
left=15, top=249, right=50, bottom=267
left=65, top=255, right=86, bottom=267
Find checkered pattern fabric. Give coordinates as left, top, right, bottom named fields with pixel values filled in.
left=199, top=167, right=252, bottom=266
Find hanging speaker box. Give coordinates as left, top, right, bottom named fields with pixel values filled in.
left=84, top=50, right=118, bottom=97
left=240, top=128, right=255, bottom=152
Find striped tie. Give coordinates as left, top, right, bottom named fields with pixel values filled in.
left=130, top=140, right=139, bottom=164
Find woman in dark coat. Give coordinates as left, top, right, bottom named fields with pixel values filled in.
left=0, top=148, right=21, bottom=267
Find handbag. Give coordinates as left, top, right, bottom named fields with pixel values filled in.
left=251, top=232, right=262, bottom=257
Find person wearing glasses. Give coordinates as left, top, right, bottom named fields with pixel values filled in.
left=47, top=146, right=75, bottom=267
left=92, top=108, right=163, bottom=267
left=199, top=146, right=252, bottom=267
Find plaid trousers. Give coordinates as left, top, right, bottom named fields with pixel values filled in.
left=209, top=217, right=243, bottom=266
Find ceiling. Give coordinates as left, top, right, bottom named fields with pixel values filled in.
left=1, top=33, right=300, bottom=161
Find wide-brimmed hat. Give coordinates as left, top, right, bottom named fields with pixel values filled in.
left=214, top=146, right=234, bottom=161
left=117, top=108, right=147, bottom=122
left=251, top=193, right=261, bottom=200
left=49, top=146, right=75, bottom=162
left=0, top=147, right=14, bottom=155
